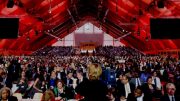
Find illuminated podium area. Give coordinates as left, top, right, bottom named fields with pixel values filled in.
left=79, top=42, right=96, bottom=55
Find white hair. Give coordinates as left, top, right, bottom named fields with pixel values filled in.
left=166, top=83, right=176, bottom=90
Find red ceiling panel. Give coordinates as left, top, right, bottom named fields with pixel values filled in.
left=0, top=0, right=179, bottom=55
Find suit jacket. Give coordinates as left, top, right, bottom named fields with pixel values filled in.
left=63, top=78, right=73, bottom=87
left=76, top=77, right=88, bottom=85
left=4, top=76, right=13, bottom=89
left=56, top=71, right=66, bottom=81
left=75, top=78, right=89, bottom=96
left=7, top=62, right=21, bottom=82
left=7, top=96, right=18, bottom=101
left=130, top=78, right=143, bottom=87
left=142, top=83, right=156, bottom=101
left=116, top=81, right=135, bottom=98
left=127, top=93, right=148, bottom=101
left=83, top=80, right=108, bottom=101
left=160, top=94, right=180, bottom=101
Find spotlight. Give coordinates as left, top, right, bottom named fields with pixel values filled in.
left=7, top=0, right=14, bottom=8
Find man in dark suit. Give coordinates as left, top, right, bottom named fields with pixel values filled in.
left=8, top=96, right=18, bottom=101
left=75, top=70, right=89, bottom=98
left=142, top=76, right=156, bottom=101
left=116, top=75, right=135, bottom=100
left=64, top=71, right=73, bottom=87
left=76, top=63, right=108, bottom=101
left=160, top=83, right=180, bottom=101
left=130, top=72, right=143, bottom=88
left=127, top=86, right=148, bottom=101
left=7, top=59, right=21, bottom=82
left=64, top=71, right=74, bottom=99
left=56, top=67, right=66, bottom=81
left=0, top=72, right=12, bottom=89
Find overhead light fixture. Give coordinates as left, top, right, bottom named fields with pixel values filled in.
left=7, top=0, right=14, bottom=8
left=48, top=0, right=52, bottom=13
left=26, top=36, right=30, bottom=41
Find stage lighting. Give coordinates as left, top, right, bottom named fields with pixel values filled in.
left=7, top=0, right=14, bottom=8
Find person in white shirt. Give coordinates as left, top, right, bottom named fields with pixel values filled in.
left=130, top=72, right=142, bottom=88
left=152, top=71, right=162, bottom=98
left=152, top=71, right=162, bottom=90
left=117, top=75, right=135, bottom=101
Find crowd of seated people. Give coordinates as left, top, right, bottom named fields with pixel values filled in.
left=32, top=46, right=75, bottom=56
left=32, top=46, right=143, bottom=57
left=95, top=46, right=143, bottom=57
left=0, top=46, right=179, bottom=101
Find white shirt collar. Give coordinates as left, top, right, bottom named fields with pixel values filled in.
left=137, top=93, right=144, bottom=101
left=124, top=83, right=131, bottom=98
left=168, top=95, right=175, bottom=101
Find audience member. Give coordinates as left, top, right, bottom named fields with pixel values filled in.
left=160, top=83, right=180, bottom=101
left=0, top=87, right=18, bottom=101
left=127, top=86, right=148, bottom=101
